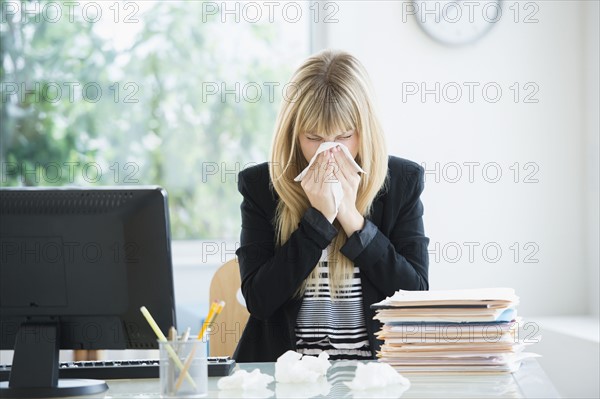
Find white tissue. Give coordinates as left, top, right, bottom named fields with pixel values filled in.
left=343, top=362, right=410, bottom=391
left=275, top=350, right=332, bottom=383
left=294, top=142, right=365, bottom=212
left=218, top=368, right=274, bottom=391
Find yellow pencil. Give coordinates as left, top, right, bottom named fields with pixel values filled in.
left=201, top=300, right=225, bottom=340
left=198, top=301, right=218, bottom=340
left=174, top=300, right=226, bottom=392
left=139, top=306, right=196, bottom=388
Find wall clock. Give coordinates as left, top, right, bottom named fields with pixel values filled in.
left=413, top=0, right=502, bottom=45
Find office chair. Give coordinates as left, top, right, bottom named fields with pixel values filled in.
left=208, top=258, right=249, bottom=357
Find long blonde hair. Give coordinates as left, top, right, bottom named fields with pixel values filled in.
left=269, top=49, right=388, bottom=297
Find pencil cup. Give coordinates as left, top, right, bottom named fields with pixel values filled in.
left=159, top=339, right=208, bottom=398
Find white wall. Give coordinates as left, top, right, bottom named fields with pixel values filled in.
left=321, top=0, right=596, bottom=317
left=583, top=0, right=599, bottom=317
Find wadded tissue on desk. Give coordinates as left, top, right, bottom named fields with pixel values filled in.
left=274, top=350, right=331, bottom=383
left=217, top=351, right=331, bottom=392
left=217, top=368, right=274, bottom=391
left=344, top=362, right=410, bottom=391
left=294, top=142, right=365, bottom=212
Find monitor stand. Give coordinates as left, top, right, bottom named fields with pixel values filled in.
left=0, top=320, right=108, bottom=398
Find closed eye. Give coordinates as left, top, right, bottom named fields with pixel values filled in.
left=307, top=136, right=322, bottom=141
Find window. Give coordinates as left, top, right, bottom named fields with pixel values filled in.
left=1, top=1, right=311, bottom=239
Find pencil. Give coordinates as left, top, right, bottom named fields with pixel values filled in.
left=167, top=326, right=177, bottom=389
left=174, top=300, right=226, bottom=392
left=201, top=300, right=225, bottom=340
left=168, top=326, right=177, bottom=341
left=182, top=327, right=191, bottom=342
left=139, top=306, right=196, bottom=388
left=198, top=301, right=218, bottom=341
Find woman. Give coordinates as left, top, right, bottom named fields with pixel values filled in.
left=233, top=49, right=429, bottom=362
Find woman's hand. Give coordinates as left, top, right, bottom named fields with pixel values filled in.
left=332, top=145, right=365, bottom=236
left=300, top=150, right=338, bottom=223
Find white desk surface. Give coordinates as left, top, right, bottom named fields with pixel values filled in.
left=88, top=358, right=559, bottom=398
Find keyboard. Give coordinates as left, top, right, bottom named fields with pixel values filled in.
left=0, top=357, right=236, bottom=381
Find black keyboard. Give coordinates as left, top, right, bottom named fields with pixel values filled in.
left=0, top=357, right=236, bottom=381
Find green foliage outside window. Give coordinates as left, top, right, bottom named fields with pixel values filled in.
left=1, top=0, right=308, bottom=239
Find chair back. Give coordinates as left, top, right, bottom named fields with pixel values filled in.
left=208, top=258, right=249, bottom=357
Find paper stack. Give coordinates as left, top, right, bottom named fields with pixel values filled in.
left=372, top=288, right=539, bottom=374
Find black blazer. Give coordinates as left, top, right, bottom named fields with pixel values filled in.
left=233, top=156, right=429, bottom=362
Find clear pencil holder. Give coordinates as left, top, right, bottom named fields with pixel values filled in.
left=158, top=339, right=208, bottom=398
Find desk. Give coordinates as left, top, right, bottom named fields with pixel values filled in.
left=91, top=358, right=559, bottom=398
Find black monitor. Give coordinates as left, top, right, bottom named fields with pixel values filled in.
left=0, top=187, right=177, bottom=398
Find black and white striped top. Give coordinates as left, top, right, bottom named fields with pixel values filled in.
left=295, top=249, right=372, bottom=360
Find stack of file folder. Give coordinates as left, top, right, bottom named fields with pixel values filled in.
left=372, top=288, right=539, bottom=374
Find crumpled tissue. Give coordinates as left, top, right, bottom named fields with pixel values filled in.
left=344, top=362, right=410, bottom=391
left=294, top=142, right=365, bottom=211
left=274, top=350, right=331, bottom=383
left=217, top=368, right=274, bottom=391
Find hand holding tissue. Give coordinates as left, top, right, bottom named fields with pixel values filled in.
left=294, top=142, right=365, bottom=212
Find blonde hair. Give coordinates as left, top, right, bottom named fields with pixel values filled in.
left=269, top=49, right=388, bottom=297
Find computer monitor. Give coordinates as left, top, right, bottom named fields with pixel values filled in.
left=0, top=186, right=177, bottom=398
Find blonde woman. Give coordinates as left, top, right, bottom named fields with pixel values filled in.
left=233, top=50, right=429, bottom=362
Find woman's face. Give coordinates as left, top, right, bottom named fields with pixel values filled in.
left=298, top=129, right=359, bottom=163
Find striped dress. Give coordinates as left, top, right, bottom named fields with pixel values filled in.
left=295, top=247, right=372, bottom=360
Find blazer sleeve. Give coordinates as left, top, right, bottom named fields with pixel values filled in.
left=235, top=167, right=338, bottom=321
left=340, top=163, right=429, bottom=295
